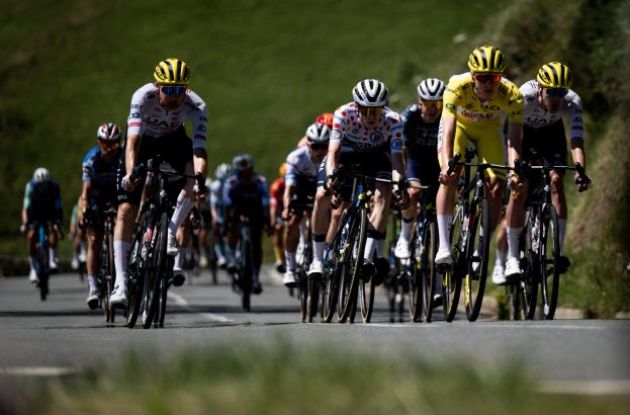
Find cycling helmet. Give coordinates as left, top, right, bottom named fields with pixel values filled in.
left=97, top=122, right=122, bottom=141
left=467, top=45, right=506, bottom=73
left=232, top=154, right=254, bottom=172
left=305, top=123, right=331, bottom=144
left=315, top=112, right=334, bottom=127
left=33, top=167, right=50, bottom=183
left=537, top=62, right=572, bottom=89
left=214, top=162, right=232, bottom=181
left=154, top=58, right=190, bottom=85
left=417, top=78, right=446, bottom=100
left=352, top=79, right=388, bottom=107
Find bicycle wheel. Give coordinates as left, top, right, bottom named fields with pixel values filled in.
left=322, top=246, right=342, bottom=323
left=142, top=214, right=167, bottom=328
left=37, top=244, right=49, bottom=301
left=442, top=206, right=464, bottom=322
left=298, top=269, right=308, bottom=322
left=352, top=209, right=371, bottom=322
left=418, top=218, right=438, bottom=322
left=307, top=277, right=320, bottom=322
left=157, top=258, right=172, bottom=328
left=464, top=197, right=490, bottom=322
left=127, top=224, right=147, bottom=328
left=540, top=204, right=560, bottom=320
left=338, top=211, right=364, bottom=323
left=103, top=232, right=115, bottom=323
left=517, top=208, right=539, bottom=320
left=240, top=232, right=253, bottom=312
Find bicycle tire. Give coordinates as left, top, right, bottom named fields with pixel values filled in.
left=126, top=222, right=147, bottom=328
left=322, top=254, right=342, bottom=323
left=142, top=214, right=167, bottom=328
left=37, top=228, right=49, bottom=301
left=540, top=204, right=560, bottom=320
left=157, top=258, right=172, bottom=328
left=419, top=218, right=438, bottom=323
left=299, top=270, right=308, bottom=322
left=240, top=229, right=253, bottom=313
left=337, top=211, right=363, bottom=323
left=307, top=277, right=320, bottom=322
left=442, top=206, right=464, bottom=322
left=103, top=231, right=115, bottom=323
left=342, top=208, right=368, bottom=323
left=519, top=208, right=539, bottom=319
left=464, top=197, right=490, bottom=322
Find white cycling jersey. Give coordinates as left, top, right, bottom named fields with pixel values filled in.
left=127, top=83, right=208, bottom=149
left=285, top=146, right=318, bottom=186
left=520, top=80, right=584, bottom=142
left=331, top=102, right=404, bottom=153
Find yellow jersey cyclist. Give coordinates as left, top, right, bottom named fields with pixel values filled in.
left=110, top=58, right=208, bottom=307
left=436, top=45, right=526, bottom=279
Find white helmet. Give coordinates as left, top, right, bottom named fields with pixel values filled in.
left=352, top=79, right=388, bottom=107
left=305, top=123, right=331, bottom=144
left=214, top=162, right=232, bottom=180
left=97, top=122, right=122, bottom=141
left=33, top=167, right=51, bottom=183
left=417, top=78, right=445, bottom=100
left=232, top=154, right=254, bottom=172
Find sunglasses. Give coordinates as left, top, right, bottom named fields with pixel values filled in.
left=474, top=73, right=502, bottom=84
left=420, top=99, right=443, bottom=110
left=160, top=85, right=187, bottom=96
left=358, top=105, right=384, bottom=118
left=544, top=88, right=568, bottom=98
left=99, top=140, right=120, bottom=150
left=309, top=142, right=328, bottom=151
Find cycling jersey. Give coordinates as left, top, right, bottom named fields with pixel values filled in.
left=223, top=173, right=270, bottom=223
left=210, top=179, right=226, bottom=224
left=442, top=72, right=524, bottom=177
left=331, top=102, right=404, bottom=154
left=127, top=83, right=208, bottom=149
left=23, top=180, right=62, bottom=223
left=285, top=146, right=318, bottom=186
left=520, top=80, right=584, bottom=142
left=269, top=176, right=285, bottom=215
left=400, top=104, right=441, bottom=186
left=82, top=146, right=121, bottom=187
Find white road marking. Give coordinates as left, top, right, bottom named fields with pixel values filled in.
left=168, top=292, right=233, bottom=323
left=539, top=379, right=630, bottom=395
left=0, top=366, right=78, bottom=376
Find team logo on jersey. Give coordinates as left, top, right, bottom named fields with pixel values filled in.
left=369, top=131, right=384, bottom=144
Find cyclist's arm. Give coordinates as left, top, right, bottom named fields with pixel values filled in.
left=506, top=121, right=523, bottom=167
left=80, top=180, right=91, bottom=214
left=282, top=182, right=295, bottom=217
left=125, top=134, right=140, bottom=176
left=570, top=139, right=586, bottom=169
left=193, top=148, right=208, bottom=179
left=22, top=182, right=32, bottom=225
left=439, top=113, right=456, bottom=169
left=325, top=139, right=341, bottom=177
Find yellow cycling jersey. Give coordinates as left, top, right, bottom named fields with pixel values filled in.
left=443, top=72, right=524, bottom=136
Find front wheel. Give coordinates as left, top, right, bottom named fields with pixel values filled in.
left=442, top=207, right=464, bottom=322
left=340, top=209, right=367, bottom=323
left=463, top=198, right=490, bottom=322
left=540, top=204, right=560, bottom=320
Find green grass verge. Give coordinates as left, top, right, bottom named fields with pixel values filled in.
left=2, top=342, right=629, bottom=415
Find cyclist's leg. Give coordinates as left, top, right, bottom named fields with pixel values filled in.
left=85, top=225, right=104, bottom=305
left=172, top=221, right=191, bottom=286
left=26, top=226, right=38, bottom=282
left=396, top=155, right=422, bottom=259
left=310, top=161, right=333, bottom=276
left=283, top=210, right=300, bottom=285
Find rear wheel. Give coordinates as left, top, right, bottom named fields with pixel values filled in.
left=240, top=231, right=253, bottom=313
left=127, top=223, right=147, bottom=328
left=37, top=241, right=49, bottom=301
left=540, top=204, right=560, bottom=320
left=419, top=218, right=438, bottom=323
left=464, top=198, right=490, bottom=322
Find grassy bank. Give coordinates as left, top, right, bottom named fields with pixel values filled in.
left=2, top=342, right=628, bottom=415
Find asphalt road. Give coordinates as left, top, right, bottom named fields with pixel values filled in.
left=1, top=269, right=629, bottom=394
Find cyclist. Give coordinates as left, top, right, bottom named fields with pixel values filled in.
left=282, top=123, right=330, bottom=287
left=516, top=62, right=590, bottom=275
left=309, top=79, right=407, bottom=283
left=223, top=154, right=270, bottom=294
left=21, top=168, right=64, bottom=282
left=269, top=163, right=287, bottom=273
left=436, top=45, right=526, bottom=279
left=80, top=122, right=123, bottom=308
left=69, top=197, right=86, bottom=271
left=110, top=58, right=208, bottom=307
left=209, top=163, right=232, bottom=268
left=296, top=112, right=334, bottom=147
left=394, top=78, right=445, bottom=259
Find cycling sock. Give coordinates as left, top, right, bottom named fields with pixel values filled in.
left=28, top=256, right=35, bottom=271
left=506, top=227, right=522, bottom=260
left=312, top=234, right=326, bottom=263
left=558, top=219, right=567, bottom=254
left=168, top=195, right=193, bottom=234
left=87, top=275, right=97, bottom=292
left=437, top=214, right=453, bottom=252
left=113, top=240, right=131, bottom=285
left=400, top=217, right=414, bottom=242
left=174, top=246, right=189, bottom=270
left=273, top=246, right=284, bottom=264
left=285, top=251, right=296, bottom=272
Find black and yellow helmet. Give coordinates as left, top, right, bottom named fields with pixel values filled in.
left=467, top=45, right=506, bottom=73
left=153, top=58, right=190, bottom=85
left=536, top=62, right=572, bottom=89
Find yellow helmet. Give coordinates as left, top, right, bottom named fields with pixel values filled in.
left=467, top=45, right=506, bottom=73
left=536, top=62, right=572, bottom=89
left=279, top=163, right=287, bottom=177
left=154, top=58, right=190, bottom=85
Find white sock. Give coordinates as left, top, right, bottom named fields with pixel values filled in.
left=313, top=241, right=325, bottom=263
left=496, top=248, right=507, bottom=266
left=558, top=219, right=567, bottom=254
left=87, top=275, right=98, bottom=292
left=285, top=251, right=296, bottom=272
left=168, top=194, right=193, bottom=233
left=400, top=219, right=414, bottom=242
left=29, top=256, right=36, bottom=271
left=364, top=237, right=377, bottom=261
left=174, top=246, right=189, bottom=270
left=113, top=240, right=131, bottom=286
left=506, top=227, right=522, bottom=261
left=49, top=247, right=55, bottom=259
left=437, top=214, right=453, bottom=252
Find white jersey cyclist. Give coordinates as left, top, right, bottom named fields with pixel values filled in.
left=285, top=146, right=318, bottom=185
left=127, top=83, right=208, bottom=149
left=520, top=80, right=584, bottom=142
left=331, top=102, right=404, bottom=154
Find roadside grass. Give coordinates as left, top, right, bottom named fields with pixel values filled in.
left=3, top=342, right=629, bottom=415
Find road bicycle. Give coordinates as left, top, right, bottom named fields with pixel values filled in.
left=32, top=222, right=52, bottom=301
